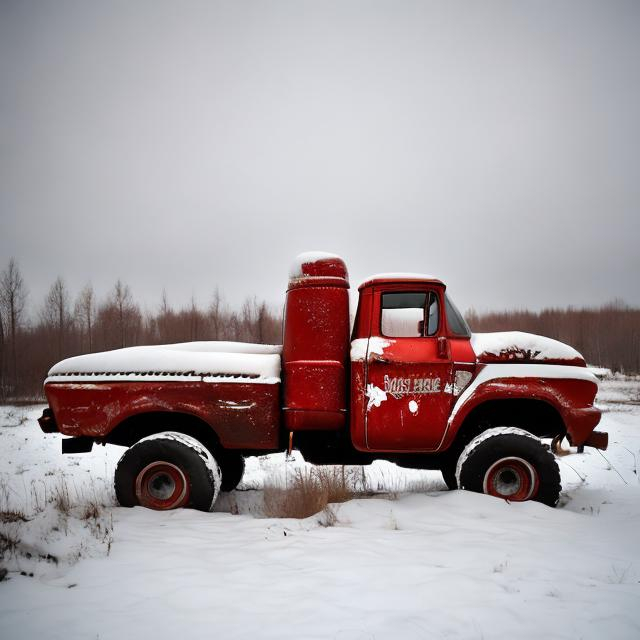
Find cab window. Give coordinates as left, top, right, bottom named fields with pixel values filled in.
left=381, top=291, right=439, bottom=337
left=444, top=293, right=471, bottom=337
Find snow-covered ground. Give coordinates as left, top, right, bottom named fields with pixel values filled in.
left=1, top=380, right=639, bottom=639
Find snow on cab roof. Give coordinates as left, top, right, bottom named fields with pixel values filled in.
left=358, top=273, right=443, bottom=289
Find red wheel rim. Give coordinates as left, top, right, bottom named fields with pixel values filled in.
left=135, top=461, right=190, bottom=510
left=482, top=457, right=539, bottom=501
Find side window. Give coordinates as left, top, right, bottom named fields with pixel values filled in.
left=444, top=293, right=471, bottom=337
left=427, top=292, right=439, bottom=336
left=381, top=291, right=439, bottom=337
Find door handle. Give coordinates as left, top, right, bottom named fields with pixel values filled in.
left=437, top=337, right=450, bottom=359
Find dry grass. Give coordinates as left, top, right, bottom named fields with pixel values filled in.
left=52, top=477, right=72, bottom=516
left=263, top=466, right=368, bottom=519
left=0, top=473, right=115, bottom=573
left=0, top=479, right=22, bottom=560
left=0, top=510, right=29, bottom=524
left=0, top=530, right=19, bottom=555
left=81, top=500, right=101, bottom=522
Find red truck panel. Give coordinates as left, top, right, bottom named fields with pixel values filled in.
left=44, top=381, right=281, bottom=449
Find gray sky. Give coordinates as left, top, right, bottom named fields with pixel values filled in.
left=1, top=0, right=639, bottom=317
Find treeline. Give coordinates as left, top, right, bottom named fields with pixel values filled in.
left=1, top=258, right=639, bottom=400
left=0, top=259, right=282, bottom=400
left=466, top=302, right=640, bottom=374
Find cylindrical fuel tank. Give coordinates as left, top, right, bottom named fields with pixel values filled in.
left=283, top=253, right=350, bottom=431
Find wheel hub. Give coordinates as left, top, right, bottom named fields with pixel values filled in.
left=135, top=461, right=189, bottom=510
left=483, top=457, right=538, bottom=501
left=148, top=472, right=176, bottom=500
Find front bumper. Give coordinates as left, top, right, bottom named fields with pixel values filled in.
left=565, top=405, right=607, bottom=449
left=582, top=430, right=608, bottom=450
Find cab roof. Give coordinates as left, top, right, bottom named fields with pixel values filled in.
left=358, top=273, right=444, bottom=290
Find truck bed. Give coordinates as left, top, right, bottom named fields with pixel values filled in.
left=44, top=342, right=283, bottom=450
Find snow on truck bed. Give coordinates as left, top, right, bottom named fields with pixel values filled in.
left=46, top=341, right=282, bottom=384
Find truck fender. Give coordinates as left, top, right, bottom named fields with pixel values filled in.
left=443, top=380, right=569, bottom=451
left=444, top=364, right=598, bottom=447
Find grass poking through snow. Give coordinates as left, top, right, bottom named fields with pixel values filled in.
left=0, top=472, right=115, bottom=578
left=263, top=466, right=370, bottom=519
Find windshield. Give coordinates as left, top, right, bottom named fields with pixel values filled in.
left=445, top=293, right=471, bottom=337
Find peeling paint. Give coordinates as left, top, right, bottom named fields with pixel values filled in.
left=350, top=337, right=391, bottom=362
left=365, top=384, right=387, bottom=412
left=454, top=370, right=473, bottom=396
left=217, top=400, right=256, bottom=411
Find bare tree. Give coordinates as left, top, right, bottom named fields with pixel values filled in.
left=226, top=310, right=242, bottom=342
left=112, top=279, right=140, bottom=348
left=74, top=284, right=95, bottom=352
left=155, top=288, right=173, bottom=343
left=188, top=296, right=200, bottom=341
left=0, top=307, right=5, bottom=399
left=240, top=296, right=259, bottom=342
left=0, top=259, right=27, bottom=393
left=208, top=287, right=223, bottom=340
left=42, top=277, right=70, bottom=360
left=236, top=296, right=281, bottom=344
left=160, top=288, right=170, bottom=315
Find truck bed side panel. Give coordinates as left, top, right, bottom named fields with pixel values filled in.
left=45, top=381, right=281, bottom=449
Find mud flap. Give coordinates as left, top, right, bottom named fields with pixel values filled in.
left=62, top=437, right=94, bottom=454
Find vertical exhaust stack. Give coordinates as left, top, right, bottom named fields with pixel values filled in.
left=283, top=252, right=350, bottom=431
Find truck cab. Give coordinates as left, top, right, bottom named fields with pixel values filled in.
left=350, top=274, right=476, bottom=453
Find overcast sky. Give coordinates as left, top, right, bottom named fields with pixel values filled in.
left=1, top=0, right=639, bottom=318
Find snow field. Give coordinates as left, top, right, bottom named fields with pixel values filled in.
left=0, top=379, right=639, bottom=639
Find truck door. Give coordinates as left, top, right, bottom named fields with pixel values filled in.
left=364, top=287, right=453, bottom=451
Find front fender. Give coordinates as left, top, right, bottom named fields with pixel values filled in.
left=443, top=364, right=600, bottom=449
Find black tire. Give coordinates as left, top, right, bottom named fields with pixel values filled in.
left=114, top=432, right=221, bottom=511
left=441, top=462, right=458, bottom=490
left=456, top=428, right=561, bottom=507
left=218, top=451, right=246, bottom=492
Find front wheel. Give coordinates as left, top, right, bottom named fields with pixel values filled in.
left=440, top=460, right=458, bottom=490
left=114, top=432, right=222, bottom=511
left=456, top=427, right=561, bottom=507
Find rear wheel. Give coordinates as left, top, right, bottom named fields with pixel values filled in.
left=115, top=432, right=222, bottom=511
left=218, top=451, right=246, bottom=492
left=456, top=427, right=561, bottom=507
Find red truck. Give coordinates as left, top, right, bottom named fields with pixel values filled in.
left=39, top=252, right=607, bottom=510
